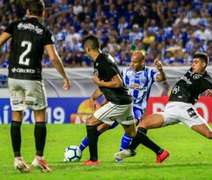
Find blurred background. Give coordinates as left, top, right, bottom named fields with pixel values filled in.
left=0, top=0, right=211, bottom=124
left=0, top=0, right=212, bottom=68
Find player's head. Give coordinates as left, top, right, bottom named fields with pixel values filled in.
left=192, top=52, right=209, bottom=74
left=130, top=51, right=145, bottom=71
left=26, top=0, right=45, bottom=18
left=82, top=35, right=100, bottom=58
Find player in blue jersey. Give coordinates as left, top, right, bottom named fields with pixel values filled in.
left=79, top=50, right=166, bottom=162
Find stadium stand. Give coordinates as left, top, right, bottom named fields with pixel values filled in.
left=0, top=0, right=212, bottom=67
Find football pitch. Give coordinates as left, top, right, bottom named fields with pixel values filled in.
left=0, top=124, right=212, bottom=179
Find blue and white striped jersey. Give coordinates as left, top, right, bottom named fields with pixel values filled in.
left=122, top=66, right=159, bottom=112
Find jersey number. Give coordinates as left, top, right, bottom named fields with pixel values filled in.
left=19, top=41, right=32, bottom=66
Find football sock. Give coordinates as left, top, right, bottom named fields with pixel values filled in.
left=109, top=121, right=119, bottom=129
left=120, top=132, right=132, bottom=151
left=138, top=127, right=147, bottom=134
left=129, top=127, right=163, bottom=155
left=34, top=122, right=46, bottom=157
left=10, top=121, right=22, bottom=157
left=79, top=131, right=102, bottom=152
left=86, top=125, right=98, bottom=161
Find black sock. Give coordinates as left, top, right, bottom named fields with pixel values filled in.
left=34, top=122, right=46, bottom=156
left=138, top=127, right=147, bottom=134
left=137, top=127, right=163, bottom=155
left=10, top=121, right=22, bottom=157
left=86, top=125, right=98, bottom=161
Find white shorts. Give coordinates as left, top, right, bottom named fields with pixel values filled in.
left=93, top=102, right=135, bottom=126
left=156, top=102, right=207, bottom=128
left=8, top=78, right=47, bottom=111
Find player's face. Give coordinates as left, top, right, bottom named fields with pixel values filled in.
left=191, top=58, right=206, bottom=74
left=130, top=55, right=144, bottom=71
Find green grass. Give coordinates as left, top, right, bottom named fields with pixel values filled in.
left=0, top=124, right=212, bottom=180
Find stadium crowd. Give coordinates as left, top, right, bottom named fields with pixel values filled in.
left=0, top=0, right=212, bottom=68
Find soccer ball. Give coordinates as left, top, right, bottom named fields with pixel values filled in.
left=64, top=145, right=82, bottom=162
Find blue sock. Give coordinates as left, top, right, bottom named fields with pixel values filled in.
left=120, top=132, right=132, bottom=151
left=79, top=131, right=102, bottom=152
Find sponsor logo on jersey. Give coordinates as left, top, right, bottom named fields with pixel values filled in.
left=129, top=83, right=147, bottom=91
left=11, top=68, right=35, bottom=74
left=18, top=22, right=43, bottom=35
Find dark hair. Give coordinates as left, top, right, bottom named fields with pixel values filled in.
left=82, top=35, right=100, bottom=50
left=27, top=0, right=45, bottom=17
left=193, top=52, right=209, bottom=67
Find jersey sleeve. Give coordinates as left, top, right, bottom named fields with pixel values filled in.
left=151, top=69, right=158, bottom=82
left=202, top=76, right=212, bottom=90
left=43, top=29, right=54, bottom=46
left=4, top=22, right=16, bottom=35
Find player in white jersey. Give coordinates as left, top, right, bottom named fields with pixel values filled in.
left=79, top=51, right=167, bottom=162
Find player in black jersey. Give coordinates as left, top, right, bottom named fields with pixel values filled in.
left=115, top=52, right=212, bottom=162
left=82, top=36, right=167, bottom=165
left=0, top=1, right=70, bottom=172
left=82, top=35, right=139, bottom=165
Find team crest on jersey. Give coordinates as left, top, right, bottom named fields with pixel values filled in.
left=51, top=35, right=55, bottom=43
left=93, top=69, right=98, bottom=76
left=126, top=71, right=133, bottom=76
left=193, top=74, right=201, bottom=79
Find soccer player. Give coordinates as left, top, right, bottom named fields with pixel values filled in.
left=0, top=1, right=70, bottom=172
left=79, top=51, right=167, bottom=162
left=115, top=52, right=212, bottom=162
left=82, top=35, right=168, bottom=165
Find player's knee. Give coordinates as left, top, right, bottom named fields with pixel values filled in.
left=86, top=116, right=99, bottom=126
left=206, top=131, right=212, bottom=139
left=127, top=131, right=137, bottom=138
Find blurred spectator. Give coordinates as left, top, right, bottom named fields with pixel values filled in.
left=0, top=0, right=211, bottom=68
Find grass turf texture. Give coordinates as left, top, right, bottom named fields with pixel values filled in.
left=0, top=124, right=212, bottom=179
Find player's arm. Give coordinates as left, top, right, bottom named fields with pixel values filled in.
left=154, top=58, right=166, bottom=82
left=89, top=88, right=103, bottom=110
left=93, top=74, right=123, bottom=88
left=0, top=32, right=11, bottom=47
left=45, top=44, right=70, bottom=91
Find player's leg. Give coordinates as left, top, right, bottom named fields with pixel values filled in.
left=33, top=109, right=47, bottom=158
left=11, top=111, right=23, bottom=159
left=115, top=114, right=169, bottom=163
left=79, top=122, right=118, bottom=152
left=8, top=78, right=31, bottom=172
left=128, top=114, right=165, bottom=150
left=179, top=104, right=212, bottom=139
left=192, top=123, right=212, bottom=139
left=119, top=107, right=142, bottom=151
left=24, top=80, right=51, bottom=172
left=83, top=102, right=122, bottom=165
left=32, top=109, right=51, bottom=172
left=11, top=111, right=31, bottom=172
left=83, top=115, right=102, bottom=165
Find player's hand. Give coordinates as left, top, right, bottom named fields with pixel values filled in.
left=154, top=59, right=162, bottom=70
left=89, top=98, right=97, bottom=111
left=63, top=77, right=71, bottom=91
left=205, top=89, right=212, bottom=97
